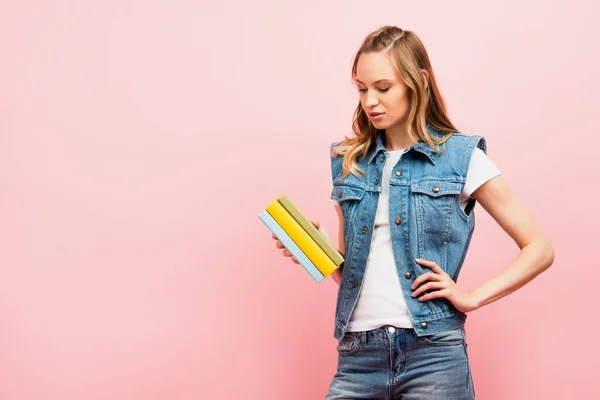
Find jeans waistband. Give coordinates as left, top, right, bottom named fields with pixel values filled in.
left=345, top=325, right=414, bottom=343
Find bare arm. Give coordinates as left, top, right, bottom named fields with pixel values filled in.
left=469, top=174, right=555, bottom=308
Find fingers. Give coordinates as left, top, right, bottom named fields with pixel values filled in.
left=415, top=258, right=444, bottom=274
left=278, top=245, right=298, bottom=262
left=282, top=249, right=299, bottom=263
left=410, top=272, right=440, bottom=290
left=272, top=235, right=288, bottom=255
left=411, top=281, right=446, bottom=298
left=417, top=289, right=449, bottom=302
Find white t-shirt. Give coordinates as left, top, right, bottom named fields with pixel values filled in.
left=331, top=146, right=501, bottom=331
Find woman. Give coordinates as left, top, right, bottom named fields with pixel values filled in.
left=272, top=25, right=554, bottom=399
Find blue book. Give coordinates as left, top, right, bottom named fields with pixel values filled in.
left=258, top=210, right=325, bottom=283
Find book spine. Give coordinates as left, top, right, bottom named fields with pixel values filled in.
left=266, top=200, right=338, bottom=276
left=258, top=210, right=324, bottom=283
left=278, top=194, right=344, bottom=266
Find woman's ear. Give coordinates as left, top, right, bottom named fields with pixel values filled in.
left=420, top=69, right=429, bottom=90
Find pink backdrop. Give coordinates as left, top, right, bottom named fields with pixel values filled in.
left=1, top=1, right=598, bottom=398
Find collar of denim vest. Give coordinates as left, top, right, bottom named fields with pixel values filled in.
left=366, top=124, right=443, bottom=165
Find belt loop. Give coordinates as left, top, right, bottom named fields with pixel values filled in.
left=361, top=331, right=367, bottom=345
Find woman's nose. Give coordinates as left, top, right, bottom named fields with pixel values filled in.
left=365, top=92, right=379, bottom=107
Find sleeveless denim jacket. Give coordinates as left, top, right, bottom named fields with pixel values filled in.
left=330, top=126, right=487, bottom=341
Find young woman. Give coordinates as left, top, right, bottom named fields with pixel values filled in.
left=272, top=25, right=554, bottom=399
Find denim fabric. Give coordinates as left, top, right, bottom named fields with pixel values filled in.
left=325, top=325, right=475, bottom=399
left=330, top=126, right=486, bottom=341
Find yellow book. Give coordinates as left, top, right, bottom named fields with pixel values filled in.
left=278, top=194, right=344, bottom=266
left=266, top=200, right=338, bottom=277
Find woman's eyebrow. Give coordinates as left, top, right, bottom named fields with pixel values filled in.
left=355, top=78, right=394, bottom=84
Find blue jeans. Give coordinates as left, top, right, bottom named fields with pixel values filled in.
left=325, top=325, right=475, bottom=399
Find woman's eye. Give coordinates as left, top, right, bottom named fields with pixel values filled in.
left=358, top=88, right=390, bottom=93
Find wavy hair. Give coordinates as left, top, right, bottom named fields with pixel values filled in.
left=332, top=26, right=458, bottom=178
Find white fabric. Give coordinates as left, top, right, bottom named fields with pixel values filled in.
left=330, top=146, right=501, bottom=331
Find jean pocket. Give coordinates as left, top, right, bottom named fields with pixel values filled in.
left=336, top=334, right=361, bottom=356
left=416, top=326, right=465, bottom=346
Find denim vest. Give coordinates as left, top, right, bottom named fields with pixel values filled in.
left=330, top=127, right=487, bottom=341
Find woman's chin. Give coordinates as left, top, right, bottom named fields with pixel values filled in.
left=371, top=120, right=388, bottom=129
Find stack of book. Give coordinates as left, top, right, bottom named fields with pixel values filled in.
left=258, top=194, right=344, bottom=282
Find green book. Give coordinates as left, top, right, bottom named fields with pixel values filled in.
left=278, top=194, right=344, bottom=266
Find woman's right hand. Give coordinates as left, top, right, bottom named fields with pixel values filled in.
left=272, top=220, right=329, bottom=264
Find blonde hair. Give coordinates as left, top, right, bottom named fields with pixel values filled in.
left=332, top=26, right=458, bottom=178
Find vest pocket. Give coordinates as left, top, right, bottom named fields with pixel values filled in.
left=410, top=180, right=462, bottom=197
left=410, top=181, right=462, bottom=260
left=331, top=183, right=366, bottom=202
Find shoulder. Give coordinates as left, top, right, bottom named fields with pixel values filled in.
left=330, top=140, right=344, bottom=155
left=434, top=132, right=489, bottom=179
left=447, top=132, right=487, bottom=155
left=329, top=140, right=346, bottom=180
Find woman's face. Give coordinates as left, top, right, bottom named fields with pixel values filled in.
left=355, top=51, right=411, bottom=132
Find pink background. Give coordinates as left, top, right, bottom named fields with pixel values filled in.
left=1, top=1, right=598, bottom=399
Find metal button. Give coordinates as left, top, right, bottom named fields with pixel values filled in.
left=353, top=280, right=359, bottom=288
left=362, top=227, right=369, bottom=234
left=380, top=156, right=385, bottom=163
left=375, top=179, right=380, bottom=185
left=432, top=187, right=440, bottom=193
left=405, top=272, right=412, bottom=279
left=421, top=322, right=428, bottom=329
left=338, top=328, right=342, bottom=335
left=338, top=191, right=343, bottom=198
left=388, top=326, right=396, bottom=333
left=395, top=218, right=402, bottom=225
left=395, top=170, right=402, bottom=176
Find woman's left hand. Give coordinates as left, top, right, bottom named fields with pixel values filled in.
left=411, top=258, right=480, bottom=313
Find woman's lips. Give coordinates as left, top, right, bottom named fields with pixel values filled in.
left=369, top=113, right=385, bottom=120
